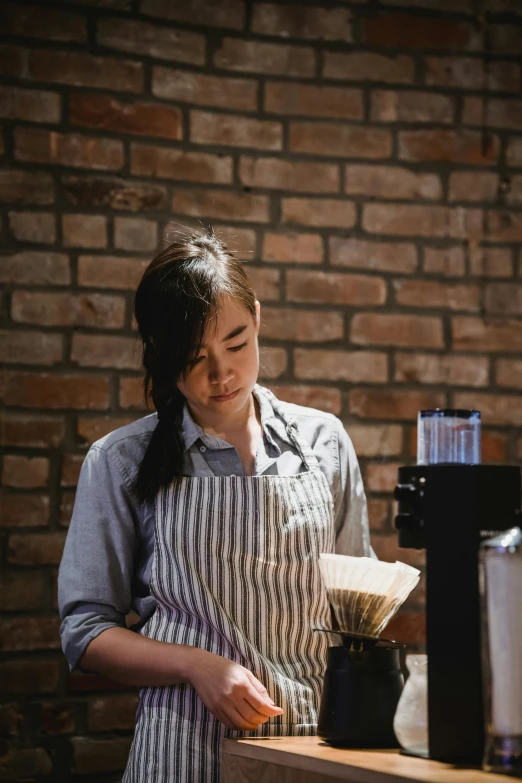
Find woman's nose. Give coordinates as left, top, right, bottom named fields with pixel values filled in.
left=208, top=357, right=234, bottom=385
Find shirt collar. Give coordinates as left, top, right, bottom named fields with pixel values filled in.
left=181, top=384, right=291, bottom=452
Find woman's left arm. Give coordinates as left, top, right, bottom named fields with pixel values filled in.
left=333, top=420, right=375, bottom=559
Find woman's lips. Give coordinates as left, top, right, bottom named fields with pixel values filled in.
left=211, top=389, right=240, bottom=402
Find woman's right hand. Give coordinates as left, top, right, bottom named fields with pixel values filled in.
left=187, top=649, right=284, bottom=731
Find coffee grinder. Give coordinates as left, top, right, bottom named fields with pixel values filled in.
left=315, top=555, right=420, bottom=747
left=394, top=409, right=521, bottom=765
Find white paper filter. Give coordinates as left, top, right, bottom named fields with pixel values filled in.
left=318, top=554, right=421, bottom=638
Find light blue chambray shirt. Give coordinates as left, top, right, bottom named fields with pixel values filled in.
left=58, top=384, right=372, bottom=672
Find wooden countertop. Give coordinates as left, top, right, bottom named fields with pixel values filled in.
left=222, top=737, right=509, bottom=783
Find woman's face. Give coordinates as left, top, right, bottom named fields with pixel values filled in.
left=177, top=296, right=261, bottom=420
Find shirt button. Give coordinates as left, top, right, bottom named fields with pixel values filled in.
left=199, top=445, right=207, bottom=452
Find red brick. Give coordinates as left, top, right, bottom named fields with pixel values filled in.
left=496, top=359, right=522, bottom=391
left=449, top=171, right=499, bottom=203
left=363, top=204, right=483, bottom=240
left=425, top=57, right=520, bottom=92
left=485, top=283, right=522, bottom=315
left=214, top=38, right=315, bottom=78
left=261, top=308, right=343, bottom=342
left=289, top=122, right=392, bottom=159
left=114, top=217, right=158, bottom=252
left=0, top=413, right=65, bottom=447
left=131, top=144, right=232, bottom=184
left=70, top=93, right=182, bottom=142
left=471, top=247, right=513, bottom=278
left=346, top=424, right=403, bottom=458
left=0, top=43, right=28, bottom=78
left=0, top=330, right=63, bottom=365
left=349, top=389, right=445, bottom=421
left=294, top=349, right=387, bottom=383
left=3, top=372, right=110, bottom=410
left=245, top=267, right=280, bottom=301
left=352, top=313, right=444, bottom=348
left=12, top=291, right=125, bottom=328
left=0, top=169, right=54, bottom=204
left=507, top=137, right=522, bottom=167
left=153, top=67, right=256, bottom=112
left=8, top=211, right=56, bottom=244
left=72, top=736, right=133, bottom=774
left=190, top=110, right=282, bottom=151
left=487, top=210, right=522, bottom=242
left=0, top=660, right=60, bottom=695
left=0, top=617, right=61, bottom=652
left=78, top=255, right=148, bottom=289
left=345, top=164, right=441, bottom=200
left=87, top=694, right=139, bottom=731
left=366, top=462, right=403, bottom=494
left=491, top=22, right=522, bottom=55
left=398, top=130, right=499, bottom=164
left=62, top=214, right=107, bottom=249
left=141, top=0, right=244, bottom=29
left=0, top=749, right=52, bottom=778
left=364, top=14, right=480, bottom=51
left=281, top=198, right=355, bottom=229
left=60, top=490, right=76, bottom=528
left=323, top=51, right=414, bottom=83
left=7, top=531, right=66, bottom=565
left=0, top=2, right=85, bottom=41
left=15, top=127, right=124, bottom=171
left=461, top=96, right=483, bottom=126
left=0, top=251, right=70, bottom=284
left=265, top=82, right=362, bottom=119
left=0, top=572, right=47, bottom=610
left=395, top=352, right=488, bottom=387
left=2, top=456, right=49, bottom=488
left=268, top=384, right=341, bottom=415
left=0, top=493, right=49, bottom=527
left=172, top=188, right=270, bottom=222
left=252, top=3, right=351, bottom=42
left=97, top=17, right=205, bottom=65
left=453, top=317, right=522, bottom=352
left=40, top=702, right=76, bottom=735
left=394, top=279, right=479, bottom=311
left=423, top=246, right=465, bottom=277
left=119, top=378, right=149, bottom=410
left=77, top=416, right=137, bottom=446
left=213, top=226, right=257, bottom=260
left=482, top=431, right=508, bottom=463
left=239, top=157, right=339, bottom=193
left=258, top=347, right=287, bottom=379
left=471, top=98, right=522, bottom=131
left=61, top=455, right=85, bottom=487
left=28, top=50, right=143, bottom=92
left=454, top=392, right=522, bottom=426
left=371, top=90, right=453, bottom=124
left=71, top=334, right=141, bottom=371
left=506, top=175, right=522, bottom=206
left=367, top=498, right=390, bottom=532
left=386, top=612, right=425, bottom=644
left=64, top=175, right=167, bottom=213
left=262, top=232, right=323, bottom=264
left=287, top=270, right=386, bottom=306
left=330, top=237, right=417, bottom=274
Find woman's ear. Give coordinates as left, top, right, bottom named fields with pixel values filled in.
left=254, top=300, right=261, bottom=334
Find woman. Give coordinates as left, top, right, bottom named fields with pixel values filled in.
left=58, top=228, right=372, bottom=782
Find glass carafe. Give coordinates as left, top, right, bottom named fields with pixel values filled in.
left=393, top=654, right=429, bottom=757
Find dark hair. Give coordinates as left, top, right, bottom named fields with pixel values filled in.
left=133, top=227, right=257, bottom=503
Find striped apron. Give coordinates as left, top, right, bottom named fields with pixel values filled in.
left=122, top=387, right=337, bottom=782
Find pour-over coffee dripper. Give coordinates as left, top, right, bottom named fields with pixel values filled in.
left=314, top=554, right=420, bottom=747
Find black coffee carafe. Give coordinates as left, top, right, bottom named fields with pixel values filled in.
left=315, top=631, right=405, bottom=748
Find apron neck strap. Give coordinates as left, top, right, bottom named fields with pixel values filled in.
left=254, top=385, right=320, bottom=472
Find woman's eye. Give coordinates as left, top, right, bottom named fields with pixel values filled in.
left=189, top=356, right=204, bottom=367
left=229, top=341, right=247, bottom=352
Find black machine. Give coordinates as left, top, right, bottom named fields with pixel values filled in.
left=394, top=462, right=521, bottom=764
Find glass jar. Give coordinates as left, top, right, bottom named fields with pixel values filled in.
left=393, top=654, right=429, bottom=757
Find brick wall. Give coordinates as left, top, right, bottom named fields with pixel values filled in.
left=1, top=0, right=521, bottom=777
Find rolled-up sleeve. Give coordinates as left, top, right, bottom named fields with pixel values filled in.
left=333, top=421, right=375, bottom=559
left=58, top=444, right=138, bottom=672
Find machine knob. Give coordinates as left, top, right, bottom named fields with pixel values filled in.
left=393, top=483, right=417, bottom=502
